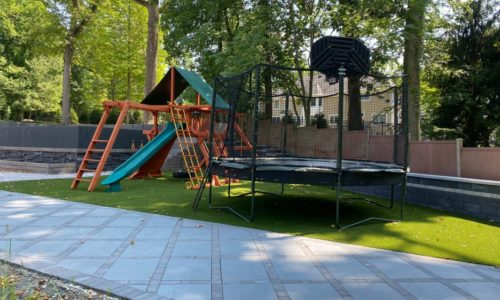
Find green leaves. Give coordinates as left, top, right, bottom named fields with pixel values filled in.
left=426, top=0, right=500, bottom=146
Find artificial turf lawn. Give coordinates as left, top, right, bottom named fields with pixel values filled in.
left=0, top=175, right=499, bottom=267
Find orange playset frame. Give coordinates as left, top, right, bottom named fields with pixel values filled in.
left=71, top=67, right=251, bottom=192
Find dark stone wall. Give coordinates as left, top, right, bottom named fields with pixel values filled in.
left=348, top=174, right=500, bottom=223
left=0, top=122, right=157, bottom=171
left=0, top=122, right=153, bottom=149
left=0, top=150, right=134, bottom=171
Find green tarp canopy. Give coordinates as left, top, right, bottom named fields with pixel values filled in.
left=141, top=66, right=229, bottom=109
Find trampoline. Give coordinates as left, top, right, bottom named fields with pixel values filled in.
left=193, top=37, right=409, bottom=229
left=211, top=157, right=405, bottom=186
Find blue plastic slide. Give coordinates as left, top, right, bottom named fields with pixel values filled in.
left=101, top=123, right=177, bottom=190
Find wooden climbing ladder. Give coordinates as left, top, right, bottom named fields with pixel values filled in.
left=71, top=102, right=129, bottom=192
left=170, top=106, right=205, bottom=189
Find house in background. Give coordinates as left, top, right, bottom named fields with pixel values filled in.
left=268, top=74, right=399, bottom=134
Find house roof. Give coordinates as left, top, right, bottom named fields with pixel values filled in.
left=141, top=66, right=229, bottom=109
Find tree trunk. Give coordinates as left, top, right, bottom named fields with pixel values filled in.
left=61, top=41, right=73, bottom=124
left=111, top=78, right=116, bottom=100
left=263, top=70, right=272, bottom=119
left=258, top=0, right=273, bottom=119
left=144, top=1, right=159, bottom=95
left=348, top=76, right=363, bottom=130
left=305, top=68, right=314, bottom=127
left=59, top=1, right=100, bottom=124
left=142, top=1, right=159, bottom=124
left=127, top=0, right=132, bottom=100
left=403, top=0, right=427, bottom=141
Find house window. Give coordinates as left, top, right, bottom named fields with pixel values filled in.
left=361, top=95, right=370, bottom=101
left=271, top=116, right=281, bottom=123
left=310, top=98, right=323, bottom=107
left=329, top=114, right=339, bottom=124
left=372, top=113, right=387, bottom=124
left=274, top=100, right=280, bottom=109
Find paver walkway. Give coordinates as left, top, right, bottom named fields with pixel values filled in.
left=1, top=190, right=499, bottom=300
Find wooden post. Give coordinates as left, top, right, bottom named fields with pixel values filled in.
left=88, top=102, right=130, bottom=192
left=153, top=111, right=158, bottom=137
left=456, top=138, right=463, bottom=177
left=170, top=66, right=175, bottom=103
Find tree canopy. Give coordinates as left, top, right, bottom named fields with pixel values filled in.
left=0, top=0, right=498, bottom=146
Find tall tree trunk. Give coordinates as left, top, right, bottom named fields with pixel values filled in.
left=144, top=1, right=159, bottom=95
left=348, top=76, right=363, bottom=130
left=403, top=0, right=427, bottom=141
left=59, top=1, right=100, bottom=124
left=61, top=41, right=73, bottom=124
left=258, top=0, right=273, bottom=119
left=127, top=0, right=132, bottom=100
left=134, top=0, right=160, bottom=124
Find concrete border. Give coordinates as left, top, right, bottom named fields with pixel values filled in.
left=0, top=160, right=75, bottom=174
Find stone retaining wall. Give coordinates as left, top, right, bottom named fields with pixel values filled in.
left=348, top=173, right=500, bottom=222
left=0, top=122, right=150, bottom=173
left=0, top=149, right=136, bottom=173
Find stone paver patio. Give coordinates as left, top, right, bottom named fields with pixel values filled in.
left=1, top=190, right=499, bottom=299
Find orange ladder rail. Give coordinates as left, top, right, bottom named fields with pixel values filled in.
left=170, top=106, right=205, bottom=189
left=71, top=102, right=130, bottom=191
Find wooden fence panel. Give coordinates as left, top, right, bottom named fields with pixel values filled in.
left=409, top=141, right=457, bottom=176
left=462, top=148, right=500, bottom=181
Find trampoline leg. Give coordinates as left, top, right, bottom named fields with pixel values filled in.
left=228, top=181, right=284, bottom=198
left=400, top=177, right=406, bottom=221
left=207, top=174, right=257, bottom=222
left=335, top=182, right=404, bottom=230
left=335, top=181, right=341, bottom=229
left=208, top=175, right=213, bottom=206
left=389, top=184, right=395, bottom=209
left=250, top=189, right=255, bottom=222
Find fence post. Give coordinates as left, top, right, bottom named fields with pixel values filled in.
left=456, top=138, right=463, bottom=177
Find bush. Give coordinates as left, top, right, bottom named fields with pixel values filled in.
left=88, top=109, right=104, bottom=124
left=312, top=113, right=328, bottom=129
left=106, top=108, right=120, bottom=124
left=281, top=114, right=297, bottom=125
left=70, top=108, right=79, bottom=124
left=128, top=110, right=143, bottom=124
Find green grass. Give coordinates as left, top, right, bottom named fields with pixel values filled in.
left=1, top=175, right=499, bottom=267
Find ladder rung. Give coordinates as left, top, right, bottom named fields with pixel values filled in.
left=81, top=168, right=96, bottom=172
left=186, top=167, right=203, bottom=171
left=93, top=139, right=109, bottom=143
left=89, top=149, right=105, bottom=152
left=75, top=178, right=92, bottom=182
left=84, top=159, right=100, bottom=162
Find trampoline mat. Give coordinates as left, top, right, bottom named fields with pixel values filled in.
left=212, top=157, right=405, bottom=186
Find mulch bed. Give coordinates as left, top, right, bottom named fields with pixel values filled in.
left=0, top=260, right=121, bottom=300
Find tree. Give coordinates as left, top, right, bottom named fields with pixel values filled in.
left=328, top=0, right=405, bottom=130
left=45, top=0, right=103, bottom=124
left=404, top=0, right=429, bottom=140
left=75, top=0, right=149, bottom=120
left=162, top=0, right=249, bottom=79
left=0, top=0, right=64, bottom=121
left=131, top=0, right=161, bottom=96
left=290, top=0, right=329, bottom=126
left=431, top=0, right=499, bottom=146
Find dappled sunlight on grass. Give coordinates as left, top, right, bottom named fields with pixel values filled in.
left=0, top=175, right=499, bottom=266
